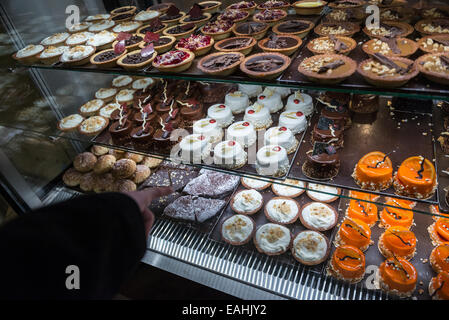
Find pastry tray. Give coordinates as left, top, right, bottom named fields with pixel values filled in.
left=328, top=190, right=438, bottom=300
left=209, top=180, right=343, bottom=275
left=288, top=96, right=439, bottom=204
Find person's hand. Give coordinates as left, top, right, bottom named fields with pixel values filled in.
left=124, top=187, right=174, bottom=237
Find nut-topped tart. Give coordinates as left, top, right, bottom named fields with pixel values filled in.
left=226, top=1, right=257, bottom=15
left=252, top=9, right=287, bottom=27
left=241, top=52, right=291, bottom=79
left=159, top=5, right=186, bottom=26
left=362, top=37, right=418, bottom=57
left=258, top=34, right=302, bottom=56
left=163, top=23, right=196, bottom=40
left=380, top=7, right=414, bottom=23
left=307, top=35, right=356, bottom=55
left=175, top=34, right=214, bottom=56
left=328, top=0, right=365, bottom=9
left=293, top=0, right=328, bottom=15
left=257, top=0, right=290, bottom=12
left=179, top=4, right=212, bottom=27
left=298, top=53, right=357, bottom=84
left=233, top=21, right=269, bottom=40
left=273, top=19, right=315, bottom=38
left=218, top=9, right=250, bottom=23
left=363, top=21, right=414, bottom=39
left=201, top=19, right=234, bottom=40
left=415, top=19, right=449, bottom=36
left=315, top=22, right=360, bottom=37
left=416, top=53, right=449, bottom=85
left=367, top=0, right=405, bottom=7
left=358, top=53, right=419, bottom=87
left=324, top=8, right=366, bottom=24
left=198, top=52, right=245, bottom=76
left=420, top=6, right=449, bottom=19
left=152, top=48, right=195, bottom=73
left=418, top=35, right=449, bottom=53
left=214, top=36, right=256, bottom=55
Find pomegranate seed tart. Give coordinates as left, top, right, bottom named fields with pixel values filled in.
left=175, top=34, right=214, bottom=56
left=152, top=48, right=195, bottom=73
left=218, top=9, right=250, bottom=24
left=252, top=9, right=287, bottom=27
left=200, top=19, right=235, bottom=40
left=226, top=1, right=257, bottom=15
left=257, top=0, right=290, bottom=12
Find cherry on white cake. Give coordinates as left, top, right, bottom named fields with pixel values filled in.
left=213, top=140, right=247, bottom=169
left=278, top=110, right=307, bottom=134
left=285, top=91, right=313, bottom=116
left=179, top=134, right=211, bottom=164
left=226, top=121, right=257, bottom=147
left=207, top=103, right=234, bottom=128
left=193, top=118, right=224, bottom=143
left=257, top=88, right=283, bottom=113
left=238, top=84, right=263, bottom=98
left=224, top=91, right=250, bottom=114
left=264, top=126, right=299, bottom=154
left=255, top=145, right=289, bottom=177
left=243, top=102, right=273, bottom=130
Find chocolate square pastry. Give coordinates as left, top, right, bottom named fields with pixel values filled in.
left=149, top=191, right=182, bottom=215
left=183, top=171, right=240, bottom=198
left=169, top=169, right=199, bottom=191
left=140, top=169, right=171, bottom=188
left=163, top=195, right=226, bottom=222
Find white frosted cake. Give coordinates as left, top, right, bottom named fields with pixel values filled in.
left=257, top=88, right=283, bottom=113
left=193, top=118, right=224, bottom=143
left=255, top=145, right=289, bottom=177
left=238, top=84, right=263, bottom=98
left=273, top=87, right=291, bottom=98
left=179, top=134, right=211, bottom=164
left=213, top=140, right=247, bottom=169
left=254, top=223, right=291, bottom=255
left=207, top=104, right=234, bottom=128
left=278, top=111, right=307, bottom=134
left=300, top=202, right=336, bottom=231
left=264, top=126, right=299, bottom=154
left=285, top=91, right=313, bottom=116
left=224, top=91, right=250, bottom=114
left=226, top=121, right=257, bottom=147
left=243, top=102, right=272, bottom=130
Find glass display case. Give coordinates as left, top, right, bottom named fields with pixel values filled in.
left=1, top=0, right=449, bottom=300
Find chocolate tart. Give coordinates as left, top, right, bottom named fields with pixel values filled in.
left=136, top=22, right=167, bottom=36
left=307, top=36, right=356, bottom=55
left=252, top=9, right=287, bottom=27
left=133, top=110, right=157, bottom=126
left=258, top=34, right=302, bottom=56
left=90, top=48, right=127, bottom=68
left=302, top=148, right=340, bottom=180
left=241, top=52, right=291, bottom=79
left=152, top=49, right=195, bottom=73
left=293, top=0, right=327, bottom=15
left=112, top=34, right=144, bottom=51
left=272, top=19, right=315, bottom=38
left=117, top=49, right=157, bottom=70
left=363, top=21, right=414, bottom=39
left=324, top=8, right=366, bottom=24
left=362, top=38, right=418, bottom=58
left=257, top=1, right=290, bottom=12
left=226, top=1, right=257, bottom=15
left=200, top=20, right=235, bottom=40
left=139, top=36, right=176, bottom=54
left=199, top=1, right=222, bottom=14
left=156, top=96, right=178, bottom=113
left=159, top=11, right=186, bottom=26
left=198, top=52, right=245, bottom=76
left=175, top=34, right=214, bottom=57
left=328, top=0, right=364, bottom=9
left=298, top=54, right=357, bottom=84
left=357, top=55, right=419, bottom=88
left=110, top=6, right=136, bottom=16
left=315, top=22, right=360, bottom=37
left=178, top=99, right=204, bottom=126
left=153, top=128, right=177, bottom=149
left=418, top=35, right=449, bottom=54
left=111, top=13, right=135, bottom=23
left=130, top=123, right=154, bottom=149
left=416, top=53, right=449, bottom=85
left=78, top=116, right=109, bottom=136
left=149, top=3, right=175, bottom=13
left=214, top=36, right=256, bottom=55
left=232, top=21, right=269, bottom=40
left=415, top=19, right=449, bottom=36
left=179, top=12, right=212, bottom=28
left=162, top=23, right=197, bottom=40
left=108, top=119, right=132, bottom=143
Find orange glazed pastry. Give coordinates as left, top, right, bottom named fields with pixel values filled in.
left=429, top=271, right=449, bottom=300
left=346, top=199, right=378, bottom=227
left=430, top=244, right=449, bottom=273
left=428, top=218, right=449, bottom=246
left=349, top=190, right=380, bottom=202
left=430, top=204, right=449, bottom=221
left=336, top=218, right=372, bottom=251
left=393, top=156, right=437, bottom=199
left=385, top=196, right=416, bottom=209
left=352, top=151, right=393, bottom=191
left=379, top=201, right=414, bottom=229
left=379, top=256, right=417, bottom=298
left=378, top=226, right=417, bottom=260
left=327, top=245, right=365, bottom=283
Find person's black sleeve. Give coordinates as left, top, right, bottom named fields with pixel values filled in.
left=0, top=192, right=146, bottom=300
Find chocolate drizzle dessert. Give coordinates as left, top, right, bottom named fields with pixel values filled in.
left=178, top=99, right=204, bottom=126
left=160, top=104, right=182, bottom=129
left=111, top=106, right=133, bottom=122
left=130, top=122, right=154, bottom=148
left=176, top=81, right=199, bottom=101
left=318, top=97, right=352, bottom=129
left=311, top=116, right=345, bottom=149
left=303, top=142, right=340, bottom=180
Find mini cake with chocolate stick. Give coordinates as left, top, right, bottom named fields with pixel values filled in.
left=303, top=142, right=340, bottom=180
left=311, top=116, right=344, bottom=149
left=109, top=104, right=133, bottom=144
left=133, top=100, right=157, bottom=127
left=176, top=81, right=199, bottom=102
left=155, top=82, right=178, bottom=114
left=130, top=103, right=155, bottom=149
left=317, top=96, right=352, bottom=129
left=178, top=98, right=204, bottom=127
left=160, top=103, right=182, bottom=130
left=153, top=118, right=177, bottom=150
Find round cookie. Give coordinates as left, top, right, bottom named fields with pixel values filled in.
left=91, top=145, right=109, bottom=156
left=93, top=154, right=116, bottom=174
left=131, top=165, right=151, bottom=184
left=62, top=168, right=84, bottom=187
left=73, top=152, right=97, bottom=173
left=125, top=152, right=144, bottom=163
left=79, top=172, right=97, bottom=192
left=112, top=159, right=137, bottom=179
left=115, top=179, right=137, bottom=192
left=141, top=156, right=163, bottom=169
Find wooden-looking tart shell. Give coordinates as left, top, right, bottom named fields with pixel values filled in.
left=298, top=53, right=357, bottom=84
left=362, top=38, right=418, bottom=58
left=110, top=6, right=137, bottom=16
left=117, top=49, right=157, bottom=70
left=362, top=21, right=414, bottom=39
left=293, top=0, right=327, bottom=15
left=198, top=1, right=222, bottom=14
left=252, top=10, right=287, bottom=27
left=152, top=48, right=195, bottom=73
left=253, top=223, right=293, bottom=256
left=314, top=22, right=360, bottom=37
left=230, top=189, right=264, bottom=215
left=256, top=2, right=290, bottom=12
left=179, top=12, right=212, bottom=28
left=112, top=35, right=144, bottom=51
left=225, top=3, right=256, bottom=15
left=264, top=196, right=301, bottom=225
left=59, top=45, right=96, bottom=66
left=416, top=52, right=449, bottom=85
left=291, top=230, right=330, bottom=265
left=299, top=202, right=338, bottom=232
left=307, top=36, right=356, bottom=55
left=220, top=214, right=256, bottom=246
left=12, top=47, right=45, bottom=65
left=57, top=114, right=85, bottom=132
left=214, top=36, right=256, bottom=55
left=240, top=52, right=291, bottom=79
left=198, top=51, right=245, bottom=76
left=160, top=11, right=186, bottom=26
left=271, top=181, right=305, bottom=197
left=90, top=48, right=128, bottom=68
left=272, top=19, right=315, bottom=38
left=418, top=35, right=449, bottom=54
left=162, top=23, right=197, bottom=40
left=258, top=34, right=302, bottom=56
left=232, top=22, right=269, bottom=40
left=77, top=116, right=109, bottom=136
left=415, top=19, right=449, bottom=36
left=136, top=23, right=168, bottom=37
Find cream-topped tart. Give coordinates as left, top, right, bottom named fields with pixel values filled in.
left=265, top=197, right=300, bottom=224
left=207, top=104, right=234, bottom=128
left=40, top=32, right=70, bottom=47
left=278, top=110, right=307, bottom=134
left=85, top=14, right=111, bottom=22
left=213, top=140, right=248, bottom=169
left=271, top=179, right=305, bottom=197
left=88, top=20, right=115, bottom=32
left=254, top=223, right=291, bottom=256
left=112, top=75, right=133, bottom=89
left=285, top=91, right=314, bottom=115
left=243, top=102, right=273, bottom=130
left=231, top=189, right=264, bottom=215
left=14, top=44, right=45, bottom=64
left=68, top=22, right=92, bottom=33
left=255, top=145, right=289, bottom=177
left=65, top=32, right=95, bottom=46
left=299, top=202, right=337, bottom=231
left=257, top=88, right=283, bottom=113
left=60, top=45, right=95, bottom=65
left=112, top=21, right=142, bottom=33
left=79, top=99, right=105, bottom=117
left=226, top=121, right=257, bottom=147
left=95, top=88, right=117, bottom=102
left=78, top=116, right=109, bottom=136
left=264, top=126, right=298, bottom=155
left=224, top=91, right=250, bottom=114
left=221, top=214, right=256, bottom=245
left=306, top=183, right=340, bottom=203
left=99, top=102, right=121, bottom=119
left=132, top=78, right=154, bottom=91
left=115, top=89, right=135, bottom=105
left=134, top=10, right=160, bottom=23
left=192, top=118, right=224, bottom=143
left=241, top=177, right=272, bottom=190
left=86, top=30, right=116, bottom=50
left=292, top=230, right=330, bottom=265
left=179, top=133, right=211, bottom=163
left=57, top=114, right=84, bottom=132
left=238, top=84, right=263, bottom=98
left=38, top=46, right=69, bottom=64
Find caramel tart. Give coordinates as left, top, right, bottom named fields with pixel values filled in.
left=315, top=22, right=360, bottom=37
left=324, top=8, right=366, bottom=24
left=198, top=52, right=245, bottom=76
left=241, top=52, right=291, bottom=79
left=152, top=48, right=195, bottom=73
left=380, top=7, right=414, bottom=23
left=175, top=34, right=214, bottom=56
left=415, top=19, right=449, bottom=36
left=363, top=21, right=414, bottom=39
left=201, top=19, right=234, bottom=40
left=416, top=53, right=449, bottom=85
left=258, top=34, right=302, bottom=56
left=298, top=53, right=356, bottom=84
left=252, top=9, right=287, bottom=27
left=232, top=21, right=269, bottom=40
left=307, top=35, right=356, bottom=55
left=418, top=35, right=449, bottom=54
left=78, top=116, right=109, bottom=136
left=162, top=23, right=196, bottom=40
left=90, top=48, right=128, bottom=68
left=117, top=48, right=157, bottom=70
left=362, top=38, right=418, bottom=58
left=293, top=0, right=328, bottom=15
left=420, top=6, right=449, bottom=19
left=214, top=36, right=256, bottom=55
